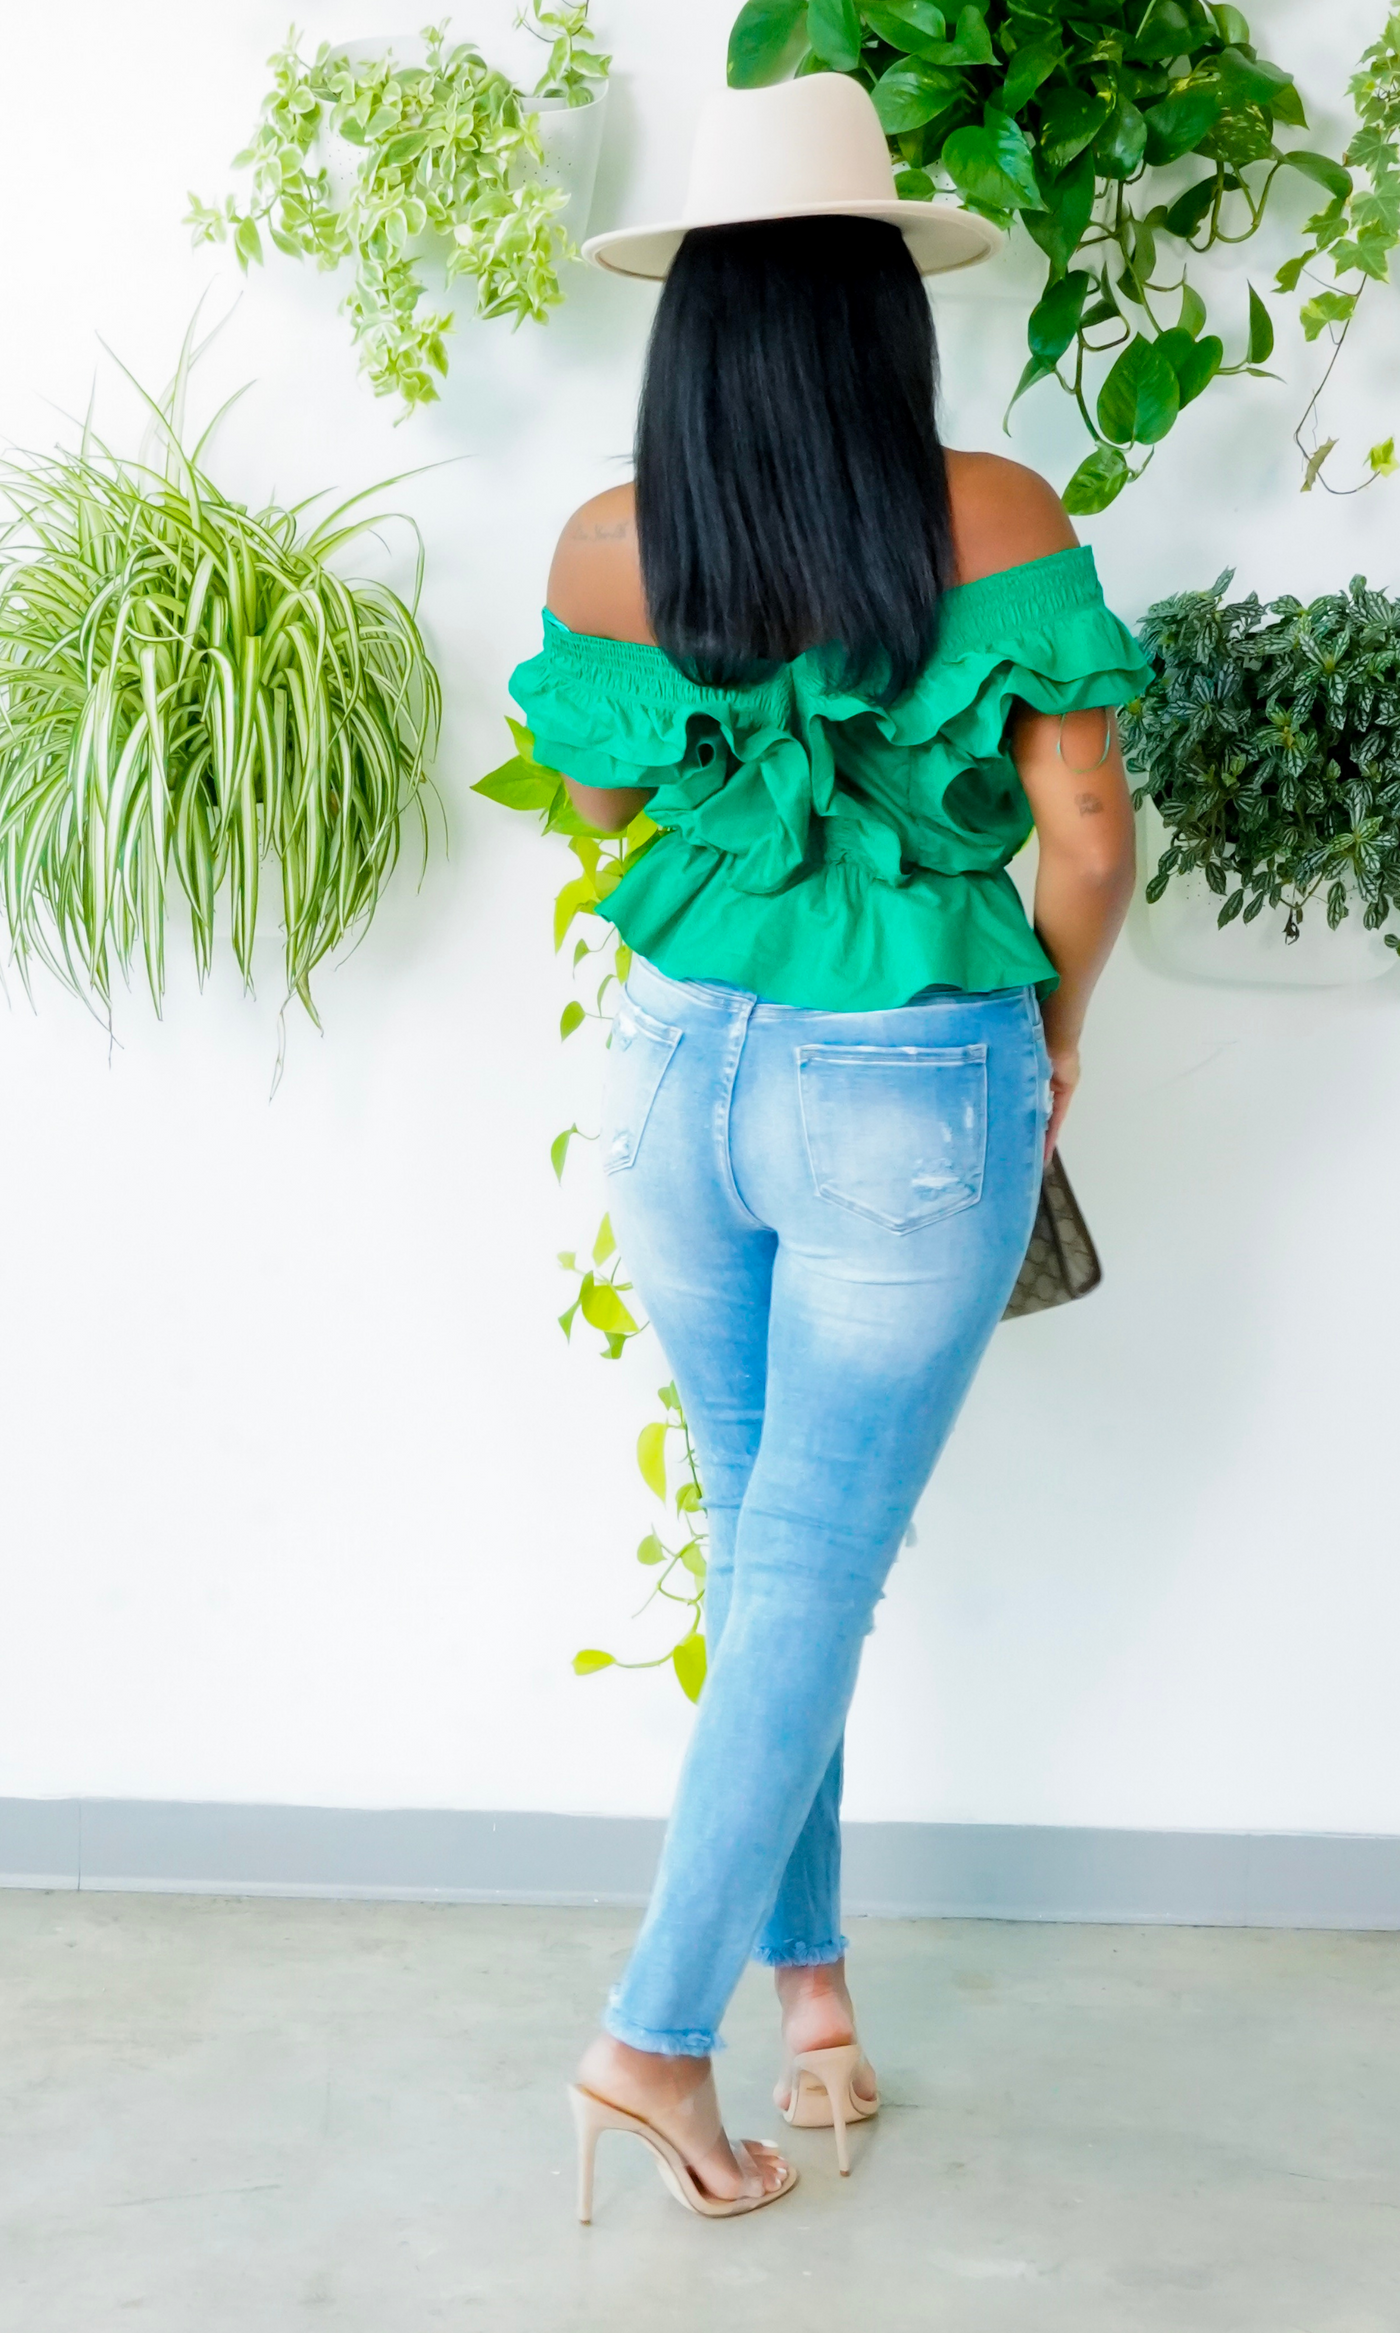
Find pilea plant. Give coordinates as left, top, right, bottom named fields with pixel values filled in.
left=1277, top=10, right=1400, bottom=493
left=727, top=0, right=1344, bottom=511
left=189, top=8, right=610, bottom=414
left=0, top=335, right=440, bottom=1038
left=1121, top=572, right=1400, bottom=942
left=474, top=723, right=711, bottom=1701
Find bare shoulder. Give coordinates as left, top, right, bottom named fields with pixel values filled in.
left=944, top=451, right=1079, bottom=588
left=545, top=482, right=654, bottom=644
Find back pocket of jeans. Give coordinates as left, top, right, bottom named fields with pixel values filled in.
left=604, top=998, right=683, bottom=1173
left=796, top=1042, right=987, bottom=1231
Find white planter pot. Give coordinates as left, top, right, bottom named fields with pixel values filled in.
left=1128, top=801, right=1399, bottom=989
left=314, top=40, right=607, bottom=248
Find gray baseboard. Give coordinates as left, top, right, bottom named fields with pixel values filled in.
left=3, top=1798, right=1399, bottom=1928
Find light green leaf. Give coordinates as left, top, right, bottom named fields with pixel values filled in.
left=579, top=1279, right=638, bottom=1335
left=592, top=1213, right=616, bottom=1264
left=1178, top=281, right=1207, bottom=337
left=1300, top=290, right=1357, bottom=341
left=1367, top=437, right=1399, bottom=478
left=672, top=1633, right=708, bottom=1702
left=559, top=999, right=585, bottom=1039
left=657, top=1381, right=681, bottom=1410
left=678, top=1541, right=708, bottom=1579
left=1279, top=149, right=1353, bottom=204
left=551, top=1123, right=581, bottom=1180
left=1062, top=443, right=1132, bottom=514
left=573, top=1648, right=616, bottom=1675
left=1300, top=437, right=1338, bottom=490
left=636, top=1531, right=665, bottom=1566
left=637, top=1421, right=668, bottom=1500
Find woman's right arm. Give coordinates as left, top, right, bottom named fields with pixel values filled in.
left=545, top=488, right=657, bottom=836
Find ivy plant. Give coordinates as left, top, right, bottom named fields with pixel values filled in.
left=0, top=333, right=441, bottom=1048
left=1121, top=572, right=1400, bottom=945
left=1276, top=10, right=1400, bottom=493
left=474, top=723, right=710, bottom=1701
left=188, top=8, right=610, bottom=415
left=727, top=0, right=1345, bottom=511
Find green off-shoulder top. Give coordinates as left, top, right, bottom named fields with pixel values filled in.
left=509, top=545, right=1151, bottom=1011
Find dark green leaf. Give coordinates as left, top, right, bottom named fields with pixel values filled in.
left=1142, top=84, right=1224, bottom=167
left=894, top=166, right=937, bottom=197
left=864, top=0, right=946, bottom=56
left=1178, top=280, right=1207, bottom=336
left=1124, top=2, right=1193, bottom=64
left=1004, top=353, right=1058, bottom=423
left=727, top=0, right=807, bottom=84
left=806, top=0, right=862, bottom=70
left=1246, top=282, right=1274, bottom=364
left=1023, top=149, right=1095, bottom=273
left=872, top=58, right=962, bottom=133
left=945, top=106, right=1043, bottom=212
left=1198, top=102, right=1275, bottom=170
left=1037, top=83, right=1113, bottom=175
left=1001, top=34, right=1062, bottom=115
left=1027, top=268, right=1094, bottom=360
left=1097, top=334, right=1180, bottom=444
left=1163, top=176, right=1217, bottom=238
left=1279, top=149, right=1354, bottom=204
left=1209, top=6, right=1252, bottom=43
left=1095, top=95, right=1148, bottom=179
left=1153, top=327, right=1223, bottom=405
left=1062, top=444, right=1132, bottom=514
left=942, top=4, right=994, bottom=66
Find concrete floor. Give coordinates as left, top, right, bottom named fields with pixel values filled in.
left=1, top=1896, right=1397, bottom=2333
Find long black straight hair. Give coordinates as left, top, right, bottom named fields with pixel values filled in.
left=634, top=214, right=953, bottom=709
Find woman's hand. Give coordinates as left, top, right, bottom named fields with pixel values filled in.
left=1043, top=1038, right=1080, bottom=1162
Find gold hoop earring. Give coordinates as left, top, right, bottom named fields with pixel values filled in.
left=1056, top=709, right=1113, bottom=775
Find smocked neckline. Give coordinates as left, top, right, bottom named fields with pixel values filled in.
left=540, top=545, right=1102, bottom=700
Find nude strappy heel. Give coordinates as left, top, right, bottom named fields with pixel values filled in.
left=776, top=2043, right=879, bottom=2175
left=568, top=2084, right=798, bottom=2223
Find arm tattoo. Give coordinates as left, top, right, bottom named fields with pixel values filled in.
left=567, top=519, right=633, bottom=543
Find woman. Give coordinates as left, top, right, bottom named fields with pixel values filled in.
left=510, top=74, right=1149, bottom=2221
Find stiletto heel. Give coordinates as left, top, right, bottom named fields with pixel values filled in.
left=570, top=2085, right=601, bottom=2223
left=566, top=2084, right=798, bottom=2222
left=778, top=2042, right=879, bottom=2175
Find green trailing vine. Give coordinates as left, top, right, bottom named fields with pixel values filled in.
left=726, top=0, right=1357, bottom=510
left=189, top=8, right=610, bottom=414
left=1122, top=572, right=1400, bottom=942
left=1276, top=10, right=1400, bottom=492
left=473, top=722, right=711, bottom=1700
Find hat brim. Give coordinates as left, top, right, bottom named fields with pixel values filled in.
left=582, top=199, right=1003, bottom=281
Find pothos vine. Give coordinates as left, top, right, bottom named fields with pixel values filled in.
left=473, top=723, right=711, bottom=1700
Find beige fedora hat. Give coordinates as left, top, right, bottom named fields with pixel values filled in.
left=583, top=74, right=1003, bottom=281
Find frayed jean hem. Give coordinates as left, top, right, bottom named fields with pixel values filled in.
left=603, top=1997, right=723, bottom=2057
left=750, top=1934, right=849, bottom=1969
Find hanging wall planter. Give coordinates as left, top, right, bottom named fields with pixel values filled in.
left=188, top=7, right=611, bottom=414
left=0, top=329, right=440, bottom=1039
left=1122, top=572, right=1400, bottom=989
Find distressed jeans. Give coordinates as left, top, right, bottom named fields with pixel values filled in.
left=599, top=954, right=1049, bottom=2056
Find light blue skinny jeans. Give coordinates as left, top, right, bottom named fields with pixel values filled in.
left=600, top=954, right=1050, bottom=2057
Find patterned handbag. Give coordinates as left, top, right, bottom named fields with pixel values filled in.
left=1001, top=1152, right=1103, bottom=1321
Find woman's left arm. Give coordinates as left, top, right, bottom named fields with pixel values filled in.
left=1011, top=702, right=1137, bottom=1158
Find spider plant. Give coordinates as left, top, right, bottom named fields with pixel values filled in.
left=0, top=340, right=441, bottom=1035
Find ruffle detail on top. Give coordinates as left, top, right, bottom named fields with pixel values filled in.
left=507, top=548, right=1153, bottom=1010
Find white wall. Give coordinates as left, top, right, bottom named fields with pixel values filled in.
left=0, top=0, right=1397, bottom=1835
